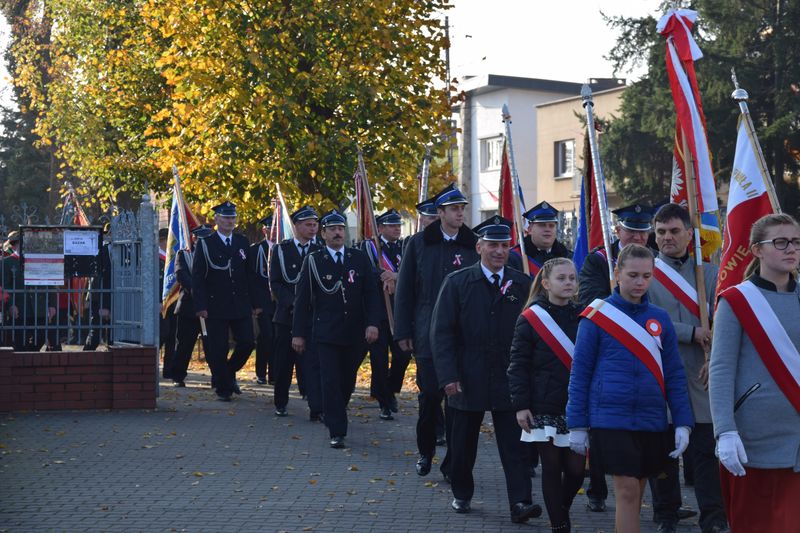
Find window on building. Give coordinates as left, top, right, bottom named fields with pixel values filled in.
left=481, top=136, right=504, bottom=172
left=554, top=139, right=575, bottom=178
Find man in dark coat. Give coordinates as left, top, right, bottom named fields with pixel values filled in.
left=269, top=205, right=323, bottom=419
left=192, top=201, right=263, bottom=401
left=576, top=202, right=654, bottom=512
left=431, top=215, right=541, bottom=523
left=508, top=201, right=572, bottom=276
left=358, top=208, right=410, bottom=421
left=292, top=209, right=381, bottom=449
left=166, top=224, right=212, bottom=386
left=83, top=234, right=112, bottom=350
left=250, top=215, right=277, bottom=386
left=393, top=183, right=479, bottom=479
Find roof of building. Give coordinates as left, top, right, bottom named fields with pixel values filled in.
left=535, top=84, right=626, bottom=108
left=457, top=74, right=625, bottom=98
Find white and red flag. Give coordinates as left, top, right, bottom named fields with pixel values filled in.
left=715, top=119, right=775, bottom=295
left=498, top=140, right=527, bottom=247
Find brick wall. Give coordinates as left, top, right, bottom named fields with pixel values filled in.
left=0, top=346, right=157, bottom=411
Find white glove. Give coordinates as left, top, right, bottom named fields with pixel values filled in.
left=669, top=426, right=691, bottom=458
left=716, top=431, right=748, bottom=476
left=569, top=429, right=589, bottom=456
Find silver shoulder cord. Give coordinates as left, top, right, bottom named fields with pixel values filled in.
left=199, top=238, right=231, bottom=276
left=178, top=249, right=194, bottom=273
left=256, top=243, right=269, bottom=279
left=277, top=243, right=301, bottom=284
left=308, top=253, right=346, bottom=304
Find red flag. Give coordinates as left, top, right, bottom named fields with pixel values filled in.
left=583, top=130, right=604, bottom=252
left=497, top=142, right=518, bottom=246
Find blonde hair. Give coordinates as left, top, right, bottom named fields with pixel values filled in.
left=524, top=257, right=576, bottom=307
left=743, top=213, right=800, bottom=279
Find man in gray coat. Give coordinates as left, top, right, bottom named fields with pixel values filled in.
left=648, top=203, right=728, bottom=533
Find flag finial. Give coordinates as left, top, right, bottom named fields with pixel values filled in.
left=730, top=68, right=749, bottom=102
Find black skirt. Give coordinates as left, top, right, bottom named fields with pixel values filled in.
left=589, top=428, right=672, bottom=479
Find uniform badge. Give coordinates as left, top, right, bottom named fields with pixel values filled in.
left=453, top=254, right=462, bottom=266
left=646, top=319, right=663, bottom=349
left=325, top=274, right=332, bottom=280
left=239, top=249, right=246, bottom=260
left=500, top=279, right=513, bottom=295
left=347, top=270, right=356, bottom=283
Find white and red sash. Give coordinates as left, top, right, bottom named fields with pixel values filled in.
left=653, top=257, right=703, bottom=319
left=521, top=304, right=574, bottom=369
left=722, top=281, right=800, bottom=414
left=581, top=299, right=665, bottom=395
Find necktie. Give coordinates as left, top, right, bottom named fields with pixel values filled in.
left=300, top=243, right=308, bottom=258
left=225, top=237, right=231, bottom=247
left=335, top=251, right=343, bottom=265
left=491, top=273, right=501, bottom=291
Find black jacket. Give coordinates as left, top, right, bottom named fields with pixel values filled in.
left=249, top=240, right=276, bottom=318
left=292, top=246, right=381, bottom=346
left=507, top=296, right=581, bottom=414
left=269, top=239, right=321, bottom=326
left=393, top=220, right=479, bottom=358
left=430, top=262, right=531, bottom=412
left=174, top=249, right=195, bottom=317
left=577, top=241, right=620, bottom=308
left=359, top=236, right=403, bottom=323
left=192, top=232, right=262, bottom=319
left=507, top=237, right=572, bottom=275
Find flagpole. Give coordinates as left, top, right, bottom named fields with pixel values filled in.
left=416, top=145, right=432, bottom=232
left=580, top=85, right=616, bottom=289
left=172, top=165, right=205, bottom=336
left=501, top=104, right=530, bottom=276
left=730, top=69, right=781, bottom=213
left=356, top=145, right=395, bottom=334
left=679, top=132, right=711, bottom=340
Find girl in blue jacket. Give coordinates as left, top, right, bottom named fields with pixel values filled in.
left=567, top=244, right=693, bottom=533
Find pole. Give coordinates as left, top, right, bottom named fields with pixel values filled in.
left=356, top=146, right=395, bottom=334
left=730, top=69, right=781, bottom=213
left=417, top=146, right=432, bottom=231
left=580, top=85, right=616, bottom=289
left=680, top=132, right=711, bottom=340
left=501, top=104, right=530, bottom=276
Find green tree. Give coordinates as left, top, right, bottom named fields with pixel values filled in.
left=601, top=0, right=800, bottom=215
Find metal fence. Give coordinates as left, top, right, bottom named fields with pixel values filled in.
left=0, top=196, right=159, bottom=351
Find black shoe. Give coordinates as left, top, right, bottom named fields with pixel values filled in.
left=436, top=436, right=447, bottom=446
left=708, top=525, right=730, bottom=533
left=275, top=407, right=288, bottom=417
left=451, top=499, right=471, bottom=514
left=586, top=497, right=606, bottom=512
left=330, top=436, right=345, bottom=449
left=173, top=380, right=186, bottom=387
left=389, top=395, right=398, bottom=413
left=656, top=523, right=678, bottom=533
left=267, top=378, right=275, bottom=385
left=529, top=465, right=537, bottom=478
left=677, top=507, right=698, bottom=520
left=415, top=456, right=432, bottom=476
left=216, top=393, right=232, bottom=402
left=255, top=378, right=267, bottom=385
left=379, top=408, right=394, bottom=421
left=309, top=412, right=322, bottom=422
left=510, top=501, right=542, bottom=524
left=232, top=381, right=242, bottom=395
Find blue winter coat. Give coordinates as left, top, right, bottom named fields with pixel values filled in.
left=566, top=289, right=694, bottom=432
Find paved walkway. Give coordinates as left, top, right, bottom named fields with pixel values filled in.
left=1, top=371, right=703, bottom=532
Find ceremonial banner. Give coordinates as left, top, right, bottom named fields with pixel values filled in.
left=498, top=141, right=527, bottom=247
left=716, top=119, right=774, bottom=294
left=60, top=186, right=92, bottom=313
left=161, top=169, right=200, bottom=316
left=573, top=128, right=606, bottom=271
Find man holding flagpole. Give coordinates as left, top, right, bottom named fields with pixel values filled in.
left=508, top=202, right=572, bottom=277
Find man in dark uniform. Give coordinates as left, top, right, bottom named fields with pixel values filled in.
left=508, top=201, right=572, bottom=276
left=83, top=231, right=112, bottom=350
left=431, top=216, right=541, bottom=523
left=250, top=214, right=277, bottom=386
left=269, top=205, right=323, bottom=418
left=159, top=228, right=179, bottom=378
left=394, top=183, right=479, bottom=479
left=358, top=208, right=411, bottom=421
left=192, top=201, right=263, bottom=401
left=167, top=224, right=213, bottom=386
left=292, top=209, right=381, bottom=449
left=576, top=202, right=654, bottom=512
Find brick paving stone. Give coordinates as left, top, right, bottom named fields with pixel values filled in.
left=0, top=370, right=704, bottom=532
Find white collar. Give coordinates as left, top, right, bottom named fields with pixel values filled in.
left=294, top=238, right=311, bottom=251
left=480, top=262, right=504, bottom=284
left=218, top=231, right=233, bottom=243
left=326, top=245, right=345, bottom=261
left=441, top=226, right=458, bottom=242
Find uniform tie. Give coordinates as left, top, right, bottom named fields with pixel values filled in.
left=335, top=251, right=343, bottom=265
left=491, top=273, right=501, bottom=291
left=225, top=237, right=231, bottom=247
left=300, top=243, right=308, bottom=258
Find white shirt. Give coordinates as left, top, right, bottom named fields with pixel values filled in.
left=326, top=245, right=345, bottom=262
left=217, top=231, right=233, bottom=245
left=480, top=262, right=504, bottom=285
left=294, top=238, right=310, bottom=256
left=441, top=227, right=458, bottom=242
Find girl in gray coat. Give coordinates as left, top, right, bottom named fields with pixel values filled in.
left=709, top=213, right=800, bottom=532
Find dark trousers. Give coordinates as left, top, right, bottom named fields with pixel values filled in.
left=160, top=310, right=178, bottom=377
left=204, top=316, right=254, bottom=396
left=366, top=321, right=392, bottom=408
left=273, top=322, right=305, bottom=408
left=317, top=342, right=361, bottom=438
left=649, top=426, right=681, bottom=525
left=301, top=342, right=323, bottom=415
left=450, top=409, right=532, bottom=507
left=415, top=357, right=451, bottom=475
left=586, top=452, right=608, bottom=501
left=169, top=314, right=202, bottom=382
left=82, top=312, right=111, bottom=350
left=387, top=333, right=412, bottom=394
left=254, top=312, right=274, bottom=382
left=687, top=423, right=728, bottom=531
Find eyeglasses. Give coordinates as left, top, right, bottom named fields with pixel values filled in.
left=756, top=238, right=800, bottom=251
